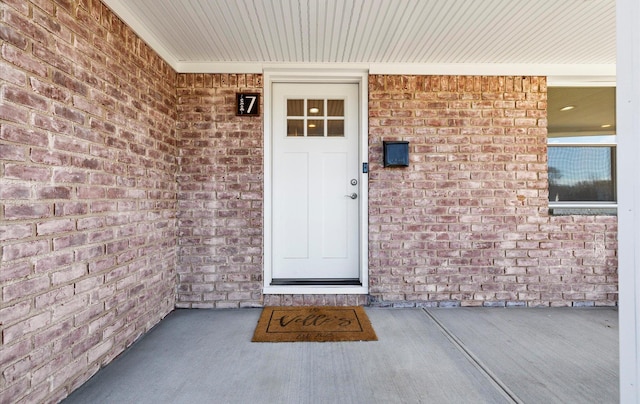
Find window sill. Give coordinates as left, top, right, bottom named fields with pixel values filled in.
left=549, top=202, right=617, bottom=216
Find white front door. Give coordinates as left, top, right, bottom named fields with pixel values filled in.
left=271, top=83, right=360, bottom=283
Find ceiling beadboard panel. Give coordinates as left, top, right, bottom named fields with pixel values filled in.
left=103, top=0, right=615, bottom=72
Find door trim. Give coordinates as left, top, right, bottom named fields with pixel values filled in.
left=263, top=68, right=369, bottom=295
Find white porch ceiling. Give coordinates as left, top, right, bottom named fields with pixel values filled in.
left=102, top=0, right=615, bottom=80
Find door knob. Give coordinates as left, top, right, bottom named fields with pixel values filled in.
left=345, top=193, right=358, bottom=199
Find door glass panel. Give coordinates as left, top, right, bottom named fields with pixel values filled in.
left=327, top=100, right=344, bottom=116
left=308, top=100, right=324, bottom=116
left=327, top=120, right=344, bottom=136
left=286, top=98, right=345, bottom=137
left=287, top=119, right=304, bottom=136
left=307, top=120, right=324, bottom=136
left=287, top=99, right=304, bottom=116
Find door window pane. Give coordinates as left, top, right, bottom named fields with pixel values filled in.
left=307, top=120, right=324, bottom=136
left=308, top=100, right=324, bottom=116
left=286, top=98, right=345, bottom=137
left=287, top=119, right=304, bottom=136
left=287, top=99, right=304, bottom=116
left=327, top=100, right=344, bottom=116
left=327, top=120, right=344, bottom=136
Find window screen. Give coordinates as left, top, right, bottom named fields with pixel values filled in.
left=548, top=146, right=616, bottom=203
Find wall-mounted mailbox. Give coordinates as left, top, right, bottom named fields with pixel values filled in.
left=383, top=141, right=409, bottom=167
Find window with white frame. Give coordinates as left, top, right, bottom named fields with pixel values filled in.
left=547, top=87, right=617, bottom=212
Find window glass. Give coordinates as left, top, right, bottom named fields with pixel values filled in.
left=327, top=120, right=344, bottom=136
left=307, top=120, right=324, bottom=136
left=548, top=146, right=615, bottom=202
left=287, top=100, right=304, bottom=116
left=547, top=87, right=616, bottom=209
left=287, top=119, right=304, bottom=136
left=307, top=100, right=324, bottom=116
left=327, top=100, right=344, bottom=116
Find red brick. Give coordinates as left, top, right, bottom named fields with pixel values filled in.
left=73, top=94, right=104, bottom=116
left=2, top=239, right=49, bottom=262
left=3, top=85, right=49, bottom=111
left=4, top=163, right=52, bottom=182
left=33, top=43, right=74, bottom=73
left=36, top=186, right=73, bottom=199
left=0, top=185, right=31, bottom=200
left=0, top=143, right=27, bottom=161
left=54, top=104, right=86, bottom=124
left=36, top=219, right=75, bottom=235
left=53, top=233, right=88, bottom=250
left=0, top=103, right=29, bottom=126
left=52, top=263, right=87, bottom=284
left=30, top=77, right=71, bottom=103
left=34, top=113, right=74, bottom=135
left=0, top=261, right=32, bottom=283
left=3, top=275, right=51, bottom=302
left=0, top=60, right=27, bottom=85
left=3, top=311, right=52, bottom=344
left=0, top=22, right=28, bottom=49
left=0, top=223, right=32, bottom=241
left=2, top=42, right=49, bottom=77
left=4, top=203, right=51, bottom=220
left=1, top=124, right=49, bottom=146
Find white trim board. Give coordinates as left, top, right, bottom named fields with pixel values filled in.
left=616, top=0, right=640, bottom=401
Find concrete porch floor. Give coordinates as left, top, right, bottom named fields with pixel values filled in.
left=63, top=307, right=618, bottom=404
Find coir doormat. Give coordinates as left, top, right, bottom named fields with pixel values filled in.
left=252, top=306, right=377, bottom=342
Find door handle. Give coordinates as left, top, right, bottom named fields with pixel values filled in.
left=345, top=193, right=358, bottom=199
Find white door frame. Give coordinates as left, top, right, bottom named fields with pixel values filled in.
left=263, top=68, right=369, bottom=295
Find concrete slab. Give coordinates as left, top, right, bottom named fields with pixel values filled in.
left=426, top=307, right=619, bottom=404
left=63, top=308, right=618, bottom=404
left=64, top=308, right=511, bottom=404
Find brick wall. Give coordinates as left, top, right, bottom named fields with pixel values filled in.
left=1, top=1, right=177, bottom=402
left=368, top=75, right=617, bottom=307
left=0, top=3, right=620, bottom=401
left=173, top=76, right=371, bottom=308
left=175, top=74, right=264, bottom=308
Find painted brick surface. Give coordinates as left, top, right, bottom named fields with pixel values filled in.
left=368, top=75, right=617, bottom=307
left=175, top=74, right=264, bottom=308
left=0, top=1, right=177, bottom=402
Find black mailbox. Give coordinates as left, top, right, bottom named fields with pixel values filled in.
left=383, top=141, right=409, bottom=167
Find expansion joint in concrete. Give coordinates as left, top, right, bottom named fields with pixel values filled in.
left=422, top=308, right=523, bottom=404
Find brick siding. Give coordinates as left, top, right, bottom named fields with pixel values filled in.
left=172, top=76, right=371, bottom=309
left=1, top=1, right=177, bottom=402
left=368, top=75, right=617, bottom=307
left=175, top=74, right=264, bottom=309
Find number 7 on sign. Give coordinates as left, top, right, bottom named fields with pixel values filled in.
left=246, top=95, right=256, bottom=113
left=236, top=93, right=260, bottom=116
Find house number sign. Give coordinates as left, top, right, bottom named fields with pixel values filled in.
left=236, top=93, right=260, bottom=116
